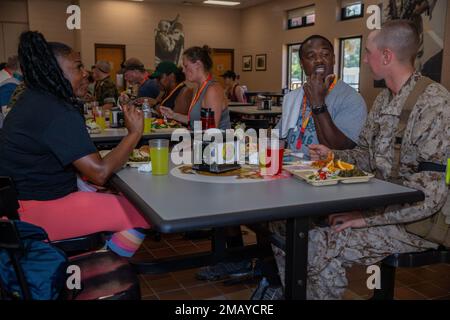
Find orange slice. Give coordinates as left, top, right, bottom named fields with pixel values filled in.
left=336, top=160, right=354, bottom=171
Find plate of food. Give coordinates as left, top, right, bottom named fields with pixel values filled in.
left=151, top=119, right=184, bottom=132
left=86, top=119, right=101, bottom=134
left=289, top=152, right=374, bottom=186
left=99, top=146, right=151, bottom=167
left=128, top=145, right=150, bottom=166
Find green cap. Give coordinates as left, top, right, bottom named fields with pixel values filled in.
left=151, top=61, right=179, bottom=79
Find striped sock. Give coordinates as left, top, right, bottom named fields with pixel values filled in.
left=106, top=228, right=146, bottom=258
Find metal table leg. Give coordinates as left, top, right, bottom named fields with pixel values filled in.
left=285, top=217, right=309, bottom=300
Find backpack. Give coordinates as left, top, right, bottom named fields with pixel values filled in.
left=0, top=220, right=69, bottom=300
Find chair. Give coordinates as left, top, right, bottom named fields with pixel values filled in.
left=243, top=119, right=270, bottom=130
left=0, top=220, right=141, bottom=300
left=372, top=247, right=450, bottom=300
left=0, top=177, right=105, bottom=256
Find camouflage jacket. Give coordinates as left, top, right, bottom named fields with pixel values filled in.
left=334, top=73, right=450, bottom=227
left=94, top=76, right=118, bottom=105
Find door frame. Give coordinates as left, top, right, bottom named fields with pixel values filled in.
left=94, top=43, right=126, bottom=64
left=212, top=48, right=235, bottom=72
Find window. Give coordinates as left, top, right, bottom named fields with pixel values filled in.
left=341, top=1, right=364, bottom=20
left=287, top=43, right=306, bottom=91
left=287, top=5, right=315, bottom=30
left=339, top=37, right=362, bottom=91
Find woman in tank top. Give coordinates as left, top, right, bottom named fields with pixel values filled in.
left=160, top=45, right=231, bottom=130
left=221, top=70, right=247, bottom=103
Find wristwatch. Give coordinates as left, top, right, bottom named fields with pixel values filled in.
left=312, top=103, right=328, bottom=115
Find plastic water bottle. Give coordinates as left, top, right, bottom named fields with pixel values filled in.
left=142, top=98, right=150, bottom=113
left=142, top=99, right=152, bottom=134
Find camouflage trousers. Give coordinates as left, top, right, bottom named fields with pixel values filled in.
left=269, top=221, right=438, bottom=300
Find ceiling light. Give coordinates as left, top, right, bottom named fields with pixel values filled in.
left=203, top=1, right=241, bottom=6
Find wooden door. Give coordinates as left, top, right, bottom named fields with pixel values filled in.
left=95, top=44, right=126, bottom=88
left=211, top=49, right=234, bottom=87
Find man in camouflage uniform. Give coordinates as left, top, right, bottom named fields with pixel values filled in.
left=270, top=20, right=449, bottom=300
left=92, top=60, right=118, bottom=108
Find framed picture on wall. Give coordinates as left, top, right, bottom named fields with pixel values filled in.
left=242, top=55, right=252, bottom=71
left=255, top=54, right=267, bottom=71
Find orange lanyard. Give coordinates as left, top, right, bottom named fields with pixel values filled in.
left=3, top=68, right=12, bottom=77
left=296, top=76, right=337, bottom=150
left=159, top=82, right=185, bottom=107
left=188, top=74, right=212, bottom=124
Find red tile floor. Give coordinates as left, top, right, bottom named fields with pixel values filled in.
left=136, top=228, right=450, bottom=300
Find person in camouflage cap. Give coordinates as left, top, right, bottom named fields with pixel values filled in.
left=268, top=20, right=449, bottom=300
left=93, top=60, right=118, bottom=109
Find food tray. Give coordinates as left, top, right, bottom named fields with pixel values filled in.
left=286, top=169, right=374, bottom=187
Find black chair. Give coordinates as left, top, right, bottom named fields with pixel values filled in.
left=243, top=119, right=270, bottom=130
left=0, top=177, right=106, bottom=256
left=0, top=220, right=141, bottom=300
left=372, top=247, right=450, bottom=300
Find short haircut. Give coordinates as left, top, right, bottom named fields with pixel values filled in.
left=299, top=35, right=334, bottom=58
left=373, top=20, right=420, bottom=65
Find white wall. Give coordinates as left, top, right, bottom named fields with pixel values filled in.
left=0, top=0, right=28, bottom=62
left=27, top=0, right=76, bottom=48
left=239, top=0, right=450, bottom=108
left=78, top=0, right=241, bottom=71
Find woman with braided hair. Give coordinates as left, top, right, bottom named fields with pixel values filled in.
left=0, top=31, right=151, bottom=257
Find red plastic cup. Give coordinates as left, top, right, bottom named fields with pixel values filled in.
left=259, top=139, right=285, bottom=176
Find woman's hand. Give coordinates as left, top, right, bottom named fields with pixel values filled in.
left=328, top=211, right=367, bottom=233
left=309, top=144, right=331, bottom=161
left=123, top=104, right=143, bottom=135
left=160, top=106, right=175, bottom=120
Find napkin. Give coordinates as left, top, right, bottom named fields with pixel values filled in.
left=138, top=162, right=152, bottom=173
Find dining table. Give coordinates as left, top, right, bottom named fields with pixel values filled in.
left=89, top=127, right=177, bottom=149
left=110, top=157, right=424, bottom=300
left=228, top=106, right=282, bottom=116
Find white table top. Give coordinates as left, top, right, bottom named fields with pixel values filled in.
left=228, top=106, right=282, bottom=115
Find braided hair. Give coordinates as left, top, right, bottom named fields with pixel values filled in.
left=18, top=31, right=78, bottom=107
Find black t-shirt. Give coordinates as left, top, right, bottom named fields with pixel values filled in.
left=0, top=89, right=97, bottom=200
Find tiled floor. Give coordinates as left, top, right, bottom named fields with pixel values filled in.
left=136, top=229, right=450, bottom=300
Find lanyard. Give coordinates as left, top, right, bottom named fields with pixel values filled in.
left=3, top=68, right=13, bottom=77
left=295, top=76, right=337, bottom=150
left=159, top=82, right=185, bottom=107
left=188, top=74, right=212, bottom=124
